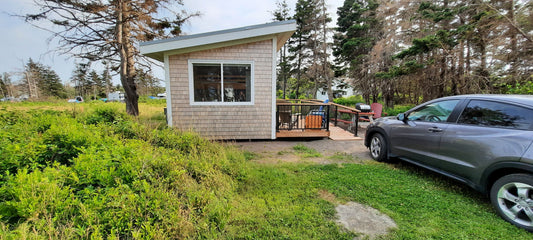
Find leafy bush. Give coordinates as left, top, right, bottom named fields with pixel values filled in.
left=83, top=105, right=126, bottom=125
left=138, top=96, right=166, bottom=105
left=333, top=95, right=365, bottom=107
left=384, top=104, right=416, bottom=116
left=506, top=80, right=533, bottom=94
left=0, top=107, right=248, bottom=239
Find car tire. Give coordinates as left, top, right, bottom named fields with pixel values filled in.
left=490, top=174, right=533, bottom=231
left=369, top=133, right=388, bottom=162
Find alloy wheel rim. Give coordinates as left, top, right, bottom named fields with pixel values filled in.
left=370, top=136, right=381, bottom=159
left=497, top=182, right=533, bottom=227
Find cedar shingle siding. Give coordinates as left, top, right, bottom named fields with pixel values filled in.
left=168, top=40, right=273, bottom=139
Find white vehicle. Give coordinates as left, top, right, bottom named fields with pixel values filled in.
left=67, top=96, right=84, bottom=103
left=108, top=91, right=125, bottom=102
left=157, top=93, right=166, bottom=99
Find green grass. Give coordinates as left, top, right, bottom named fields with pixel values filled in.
left=293, top=144, right=322, bottom=158
left=224, top=161, right=531, bottom=239
left=328, top=152, right=355, bottom=162
left=224, top=164, right=355, bottom=239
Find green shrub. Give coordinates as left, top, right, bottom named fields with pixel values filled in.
left=138, top=96, right=166, bottom=105
left=333, top=95, right=365, bottom=107
left=0, top=107, right=248, bottom=239
left=83, top=105, right=126, bottom=125
left=506, top=80, right=533, bottom=94
left=384, top=104, right=416, bottom=116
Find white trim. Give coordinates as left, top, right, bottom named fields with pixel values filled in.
left=140, top=21, right=296, bottom=61
left=271, top=37, right=277, bottom=139
left=188, top=59, right=255, bottom=106
left=164, top=54, right=173, bottom=127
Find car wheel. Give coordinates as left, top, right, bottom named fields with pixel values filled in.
left=490, top=174, right=533, bottom=231
left=369, top=133, right=388, bottom=162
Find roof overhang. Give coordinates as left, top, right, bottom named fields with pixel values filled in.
left=140, top=20, right=297, bottom=62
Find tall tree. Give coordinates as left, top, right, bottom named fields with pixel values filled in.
left=289, top=0, right=318, bottom=98
left=24, top=0, right=198, bottom=115
left=272, top=0, right=292, bottom=99
left=289, top=0, right=330, bottom=99
left=0, top=73, right=14, bottom=98
left=71, top=62, right=91, bottom=98
left=37, top=65, right=67, bottom=98
left=22, top=59, right=40, bottom=99
left=305, top=0, right=332, bottom=100
left=22, top=59, right=66, bottom=99
left=101, top=63, right=114, bottom=96
left=135, top=69, right=161, bottom=96
left=333, top=0, right=381, bottom=103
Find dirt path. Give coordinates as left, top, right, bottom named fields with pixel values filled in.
left=233, top=138, right=372, bottom=164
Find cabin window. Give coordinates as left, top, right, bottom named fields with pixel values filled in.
left=189, top=60, right=253, bottom=105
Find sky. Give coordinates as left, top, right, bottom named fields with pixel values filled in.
left=0, top=0, right=344, bottom=86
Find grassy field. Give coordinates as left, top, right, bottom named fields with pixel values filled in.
left=0, top=101, right=531, bottom=239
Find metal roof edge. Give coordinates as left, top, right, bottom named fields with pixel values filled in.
left=140, top=20, right=296, bottom=47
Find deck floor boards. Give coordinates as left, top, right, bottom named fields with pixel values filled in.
left=276, top=123, right=363, bottom=140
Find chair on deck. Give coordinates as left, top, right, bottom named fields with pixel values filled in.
left=370, top=103, right=383, bottom=119
left=279, top=111, right=293, bottom=129
left=307, top=99, right=328, bottom=128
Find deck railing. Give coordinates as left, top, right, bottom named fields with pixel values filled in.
left=276, top=99, right=362, bottom=136
left=276, top=102, right=330, bottom=132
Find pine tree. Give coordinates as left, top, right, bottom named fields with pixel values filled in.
left=101, top=63, right=113, bottom=96
left=22, top=59, right=66, bottom=99
left=0, top=73, right=11, bottom=98
left=333, top=0, right=381, bottom=103
left=38, top=65, right=66, bottom=98
left=289, top=0, right=317, bottom=98
left=71, top=62, right=91, bottom=98
left=289, top=0, right=330, bottom=99
left=272, top=0, right=292, bottom=99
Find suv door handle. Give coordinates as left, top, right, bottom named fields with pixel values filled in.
left=428, top=127, right=443, bottom=133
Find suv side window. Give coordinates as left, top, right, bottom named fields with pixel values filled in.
left=407, top=100, right=460, bottom=122
left=457, top=100, right=533, bottom=130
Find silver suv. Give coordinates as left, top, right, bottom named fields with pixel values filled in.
left=365, top=94, right=533, bottom=231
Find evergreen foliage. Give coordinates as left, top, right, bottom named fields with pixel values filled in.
left=23, top=59, right=67, bottom=99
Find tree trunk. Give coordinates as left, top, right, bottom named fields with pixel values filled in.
left=322, top=0, right=333, bottom=102
left=508, top=0, right=517, bottom=81
left=116, top=0, right=139, bottom=116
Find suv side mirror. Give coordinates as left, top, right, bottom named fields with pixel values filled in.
left=397, top=113, right=407, bottom=123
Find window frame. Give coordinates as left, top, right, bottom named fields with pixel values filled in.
left=188, top=59, right=254, bottom=106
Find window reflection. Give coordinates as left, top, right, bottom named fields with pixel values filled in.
left=192, top=62, right=252, bottom=103
left=408, top=100, right=459, bottom=122
left=458, top=100, right=533, bottom=130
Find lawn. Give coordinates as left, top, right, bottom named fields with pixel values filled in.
left=224, top=160, right=531, bottom=239
left=0, top=100, right=531, bottom=239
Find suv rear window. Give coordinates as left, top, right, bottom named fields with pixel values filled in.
left=457, top=100, right=533, bottom=130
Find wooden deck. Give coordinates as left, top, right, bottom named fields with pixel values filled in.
left=276, top=129, right=330, bottom=138
left=328, top=124, right=363, bottom=141
left=276, top=123, right=362, bottom=140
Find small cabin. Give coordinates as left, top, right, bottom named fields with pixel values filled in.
left=140, top=20, right=333, bottom=140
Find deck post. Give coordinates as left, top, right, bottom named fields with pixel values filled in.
left=326, top=105, right=330, bottom=131
left=334, top=105, right=338, bottom=126
left=355, top=112, right=359, bottom=137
